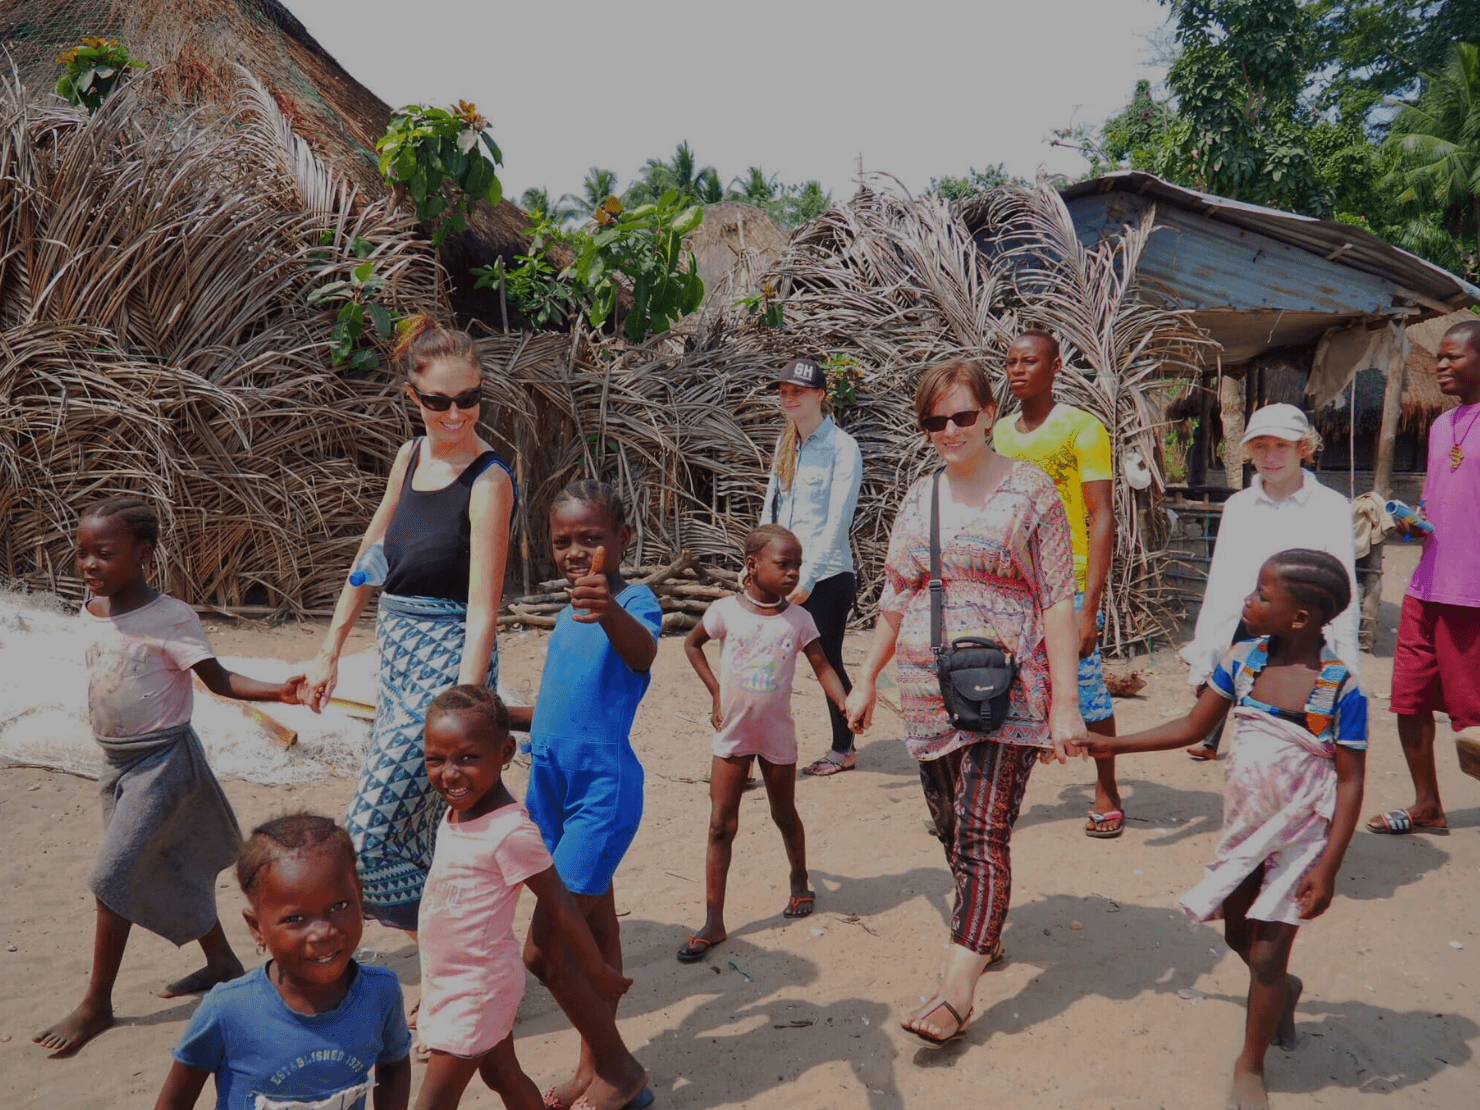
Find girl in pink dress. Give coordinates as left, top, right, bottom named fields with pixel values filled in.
left=1081, top=549, right=1368, bottom=1110
left=676, top=525, right=853, bottom=963
left=415, top=686, right=638, bottom=1110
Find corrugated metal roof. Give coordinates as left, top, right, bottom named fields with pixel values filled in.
left=1059, top=172, right=1480, bottom=314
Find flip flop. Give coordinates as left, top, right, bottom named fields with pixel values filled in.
left=1085, top=809, right=1125, bottom=839
left=804, top=751, right=856, bottom=776
left=677, top=934, right=724, bottom=963
left=1456, top=731, right=1480, bottom=782
left=783, top=893, right=816, bottom=918
left=903, top=997, right=973, bottom=1046
left=1366, top=809, right=1449, bottom=835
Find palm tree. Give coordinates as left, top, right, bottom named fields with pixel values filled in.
left=559, top=167, right=619, bottom=223
left=627, top=142, right=722, bottom=206
left=728, top=166, right=778, bottom=204
left=1384, top=42, right=1480, bottom=274
left=519, top=186, right=554, bottom=221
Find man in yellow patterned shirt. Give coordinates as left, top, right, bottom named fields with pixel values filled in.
left=994, top=330, right=1123, bottom=839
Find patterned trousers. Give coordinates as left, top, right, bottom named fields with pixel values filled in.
left=918, top=740, right=1039, bottom=956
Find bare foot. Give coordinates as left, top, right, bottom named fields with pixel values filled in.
left=1226, top=1064, right=1269, bottom=1110
left=1272, top=974, right=1302, bottom=1051
left=544, top=1064, right=594, bottom=1110
left=570, top=1064, right=648, bottom=1110
left=159, top=958, right=244, bottom=998
left=33, top=1000, right=114, bottom=1056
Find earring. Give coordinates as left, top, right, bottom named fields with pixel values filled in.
left=255, top=941, right=266, bottom=956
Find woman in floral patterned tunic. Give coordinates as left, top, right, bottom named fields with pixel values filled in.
left=847, top=358, right=1088, bottom=1045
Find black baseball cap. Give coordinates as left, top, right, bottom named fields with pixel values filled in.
left=771, top=358, right=826, bottom=390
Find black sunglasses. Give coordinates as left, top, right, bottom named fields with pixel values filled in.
left=410, top=385, right=482, bottom=412
left=921, top=408, right=982, bottom=434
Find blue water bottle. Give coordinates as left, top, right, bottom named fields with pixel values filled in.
left=348, top=543, right=388, bottom=587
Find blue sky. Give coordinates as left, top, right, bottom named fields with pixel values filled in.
left=297, top=0, right=1171, bottom=202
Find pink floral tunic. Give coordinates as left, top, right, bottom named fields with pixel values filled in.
left=879, top=462, right=1076, bottom=760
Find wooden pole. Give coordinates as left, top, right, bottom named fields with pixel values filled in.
left=1219, top=371, right=1246, bottom=490
left=1373, top=321, right=1408, bottom=499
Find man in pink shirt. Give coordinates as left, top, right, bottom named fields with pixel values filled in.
left=1369, top=319, right=1480, bottom=835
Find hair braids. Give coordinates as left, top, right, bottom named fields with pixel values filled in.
left=1266, top=548, right=1351, bottom=627
left=551, top=479, right=629, bottom=532
left=236, top=813, right=356, bottom=904
left=81, top=496, right=159, bottom=546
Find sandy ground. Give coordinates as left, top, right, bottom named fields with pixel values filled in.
left=3, top=542, right=1478, bottom=1110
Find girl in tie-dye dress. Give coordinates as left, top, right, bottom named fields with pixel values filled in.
left=1082, top=549, right=1368, bottom=1110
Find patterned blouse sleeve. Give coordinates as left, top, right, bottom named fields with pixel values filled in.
left=877, top=479, right=926, bottom=614
left=1025, top=474, right=1076, bottom=608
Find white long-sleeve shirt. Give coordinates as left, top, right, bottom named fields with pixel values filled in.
left=1181, top=470, right=1361, bottom=687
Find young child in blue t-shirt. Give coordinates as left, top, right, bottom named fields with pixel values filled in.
left=507, top=479, right=657, bottom=1110
left=153, top=814, right=411, bottom=1110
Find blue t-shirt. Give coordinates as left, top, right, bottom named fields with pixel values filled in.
left=173, top=963, right=411, bottom=1110
left=529, top=584, right=661, bottom=758
left=1209, top=638, right=1368, bottom=750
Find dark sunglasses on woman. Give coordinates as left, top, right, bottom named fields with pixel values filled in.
left=411, top=386, right=482, bottom=412
left=920, top=408, right=981, bottom=434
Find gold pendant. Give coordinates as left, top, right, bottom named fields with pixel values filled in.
left=1452, top=445, right=1465, bottom=471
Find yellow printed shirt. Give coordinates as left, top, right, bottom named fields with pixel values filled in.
left=993, top=404, right=1112, bottom=591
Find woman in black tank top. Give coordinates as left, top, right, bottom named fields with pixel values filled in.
left=302, top=319, right=516, bottom=932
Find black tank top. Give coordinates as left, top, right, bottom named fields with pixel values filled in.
left=382, top=439, right=510, bottom=603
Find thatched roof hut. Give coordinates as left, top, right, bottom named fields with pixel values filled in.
left=1, top=0, right=540, bottom=324
left=682, top=202, right=789, bottom=300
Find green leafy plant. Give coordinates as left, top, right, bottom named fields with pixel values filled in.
left=823, top=354, right=865, bottom=408
left=472, top=218, right=588, bottom=330
left=55, top=37, right=147, bottom=113
left=305, top=233, right=396, bottom=371
left=735, top=280, right=783, bottom=328
left=376, top=100, right=503, bottom=248
left=576, top=190, right=705, bottom=342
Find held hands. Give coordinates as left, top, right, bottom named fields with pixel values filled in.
left=591, top=962, right=634, bottom=1002
left=845, top=681, right=876, bottom=734
left=301, top=655, right=337, bottom=714
left=1296, top=867, right=1336, bottom=920
left=279, top=675, right=308, bottom=706
left=1076, top=733, right=1119, bottom=758
left=1044, top=702, right=1088, bottom=764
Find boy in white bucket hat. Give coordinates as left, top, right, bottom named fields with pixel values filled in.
left=1183, top=403, right=1361, bottom=758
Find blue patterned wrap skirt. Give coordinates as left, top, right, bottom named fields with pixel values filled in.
left=344, top=593, right=498, bottom=930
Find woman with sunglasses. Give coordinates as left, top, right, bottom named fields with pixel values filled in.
left=303, top=317, right=515, bottom=935
left=846, top=359, right=1086, bottom=1046
left=761, top=358, right=864, bottom=777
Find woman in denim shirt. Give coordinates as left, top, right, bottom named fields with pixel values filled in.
left=761, top=358, right=864, bottom=775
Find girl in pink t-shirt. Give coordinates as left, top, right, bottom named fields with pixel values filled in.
left=416, top=685, right=636, bottom=1110
left=677, top=525, right=854, bottom=963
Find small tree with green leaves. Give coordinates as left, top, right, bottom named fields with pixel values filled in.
left=305, top=234, right=397, bottom=371
left=376, top=100, right=503, bottom=247
left=55, top=37, right=147, bottom=113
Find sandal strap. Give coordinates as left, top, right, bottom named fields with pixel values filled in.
left=1385, top=810, right=1413, bottom=831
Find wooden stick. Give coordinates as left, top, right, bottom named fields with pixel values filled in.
left=192, top=676, right=297, bottom=749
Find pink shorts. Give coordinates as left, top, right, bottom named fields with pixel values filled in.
left=1391, top=594, right=1480, bottom=730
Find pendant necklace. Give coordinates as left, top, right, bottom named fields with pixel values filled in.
left=1451, top=404, right=1480, bottom=470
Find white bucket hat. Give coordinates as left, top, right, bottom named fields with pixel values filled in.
left=1241, top=402, right=1310, bottom=445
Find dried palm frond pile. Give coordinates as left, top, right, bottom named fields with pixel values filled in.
left=491, top=182, right=1208, bottom=651
left=0, top=70, right=444, bottom=611
left=2, top=62, right=1203, bottom=653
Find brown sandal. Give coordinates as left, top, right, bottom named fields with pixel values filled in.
left=805, top=751, right=856, bottom=776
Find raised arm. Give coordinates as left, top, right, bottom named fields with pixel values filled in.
left=305, top=440, right=415, bottom=710
left=458, top=464, right=515, bottom=688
